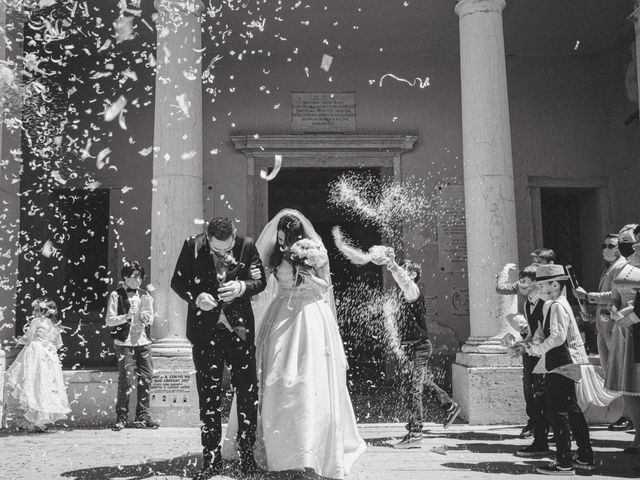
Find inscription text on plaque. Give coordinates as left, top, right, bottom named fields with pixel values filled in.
left=292, top=92, right=356, bottom=133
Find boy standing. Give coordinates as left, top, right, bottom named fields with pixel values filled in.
left=497, top=266, right=550, bottom=457
left=526, top=264, right=594, bottom=475
left=384, top=252, right=461, bottom=448
left=105, top=261, right=158, bottom=431
left=496, top=249, right=554, bottom=440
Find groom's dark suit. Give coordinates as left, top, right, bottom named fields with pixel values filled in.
left=171, top=232, right=266, bottom=462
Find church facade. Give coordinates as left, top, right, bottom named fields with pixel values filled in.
left=0, top=0, right=638, bottom=426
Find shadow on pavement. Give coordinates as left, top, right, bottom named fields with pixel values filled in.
left=366, top=437, right=403, bottom=447
left=0, top=429, right=61, bottom=437
left=443, top=459, right=639, bottom=478
left=365, top=428, right=522, bottom=448
left=61, top=455, right=331, bottom=480
left=423, top=430, right=521, bottom=442
left=61, top=453, right=200, bottom=479
left=442, top=460, right=542, bottom=475
left=443, top=447, right=640, bottom=477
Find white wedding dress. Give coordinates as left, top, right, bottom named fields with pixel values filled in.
left=5, top=316, right=71, bottom=427
left=223, top=210, right=365, bottom=479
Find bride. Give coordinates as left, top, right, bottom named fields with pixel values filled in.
left=223, top=209, right=366, bottom=478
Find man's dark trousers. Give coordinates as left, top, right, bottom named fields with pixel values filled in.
left=545, top=373, right=592, bottom=467
left=192, top=327, right=258, bottom=462
left=522, top=353, right=548, bottom=443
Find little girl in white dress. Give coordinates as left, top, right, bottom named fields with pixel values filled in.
left=5, top=298, right=71, bottom=430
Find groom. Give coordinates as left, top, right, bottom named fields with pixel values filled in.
left=171, top=217, right=266, bottom=479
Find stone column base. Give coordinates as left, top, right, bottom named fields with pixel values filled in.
left=452, top=351, right=527, bottom=425
left=149, top=354, right=201, bottom=427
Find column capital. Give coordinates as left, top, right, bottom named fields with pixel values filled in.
left=455, top=0, right=506, bottom=18
left=154, top=0, right=204, bottom=17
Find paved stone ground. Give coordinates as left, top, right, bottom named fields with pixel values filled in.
left=1, top=423, right=639, bottom=480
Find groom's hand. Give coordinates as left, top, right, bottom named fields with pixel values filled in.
left=218, top=281, right=243, bottom=302
left=196, top=293, right=217, bottom=311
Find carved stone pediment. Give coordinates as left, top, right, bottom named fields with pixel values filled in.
left=232, top=134, right=418, bottom=238
left=232, top=134, right=418, bottom=157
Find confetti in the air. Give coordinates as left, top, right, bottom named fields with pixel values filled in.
left=260, top=154, right=282, bottom=181
left=96, top=148, right=111, bottom=169
left=377, top=73, right=430, bottom=88
left=113, top=15, right=135, bottom=44
left=104, top=95, right=127, bottom=121
left=321, top=54, right=333, bottom=72
left=41, top=239, right=55, bottom=258
left=176, top=93, right=191, bottom=117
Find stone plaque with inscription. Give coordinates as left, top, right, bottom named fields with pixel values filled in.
left=150, top=372, right=193, bottom=407
left=437, top=184, right=467, bottom=272
left=424, top=296, right=438, bottom=316
left=292, top=92, right=356, bottom=133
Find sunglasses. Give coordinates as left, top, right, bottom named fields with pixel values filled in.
left=601, top=244, right=617, bottom=250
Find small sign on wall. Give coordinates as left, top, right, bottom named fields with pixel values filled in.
left=424, top=296, right=438, bottom=316
left=150, top=372, right=192, bottom=407
left=437, top=184, right=467, bottom=273
left=291, top=92, right=356, bottom=133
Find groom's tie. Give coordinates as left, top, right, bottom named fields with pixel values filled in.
left=211, top=250, right=233, bottom=332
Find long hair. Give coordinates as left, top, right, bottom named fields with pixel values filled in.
left=30, top=297, right=59, bottom=324
left=269, top=214, right=305, bottom=278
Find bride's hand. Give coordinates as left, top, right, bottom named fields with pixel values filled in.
left=297, top=265, right=314, bottom=277
left=249, top=265, right=261, bottom=280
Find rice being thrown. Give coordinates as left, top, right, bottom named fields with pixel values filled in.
left=332, top=226, right=394, bottom=266
left=328, top=173, right=456, bottom=242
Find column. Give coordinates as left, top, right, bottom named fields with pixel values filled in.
left=452, top=0, right=524, bottom=424
left=0, top=1, right=26, bottom=428
left=148, top=0, right=204, bottom=427
left=631, top=1, right=640, bottom=111
left=151, top=0, right=204, bottom=358
left=0, top=2, right=24, bottom=352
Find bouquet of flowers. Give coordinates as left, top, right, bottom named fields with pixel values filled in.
left=290, top=238, right=328, bottom=270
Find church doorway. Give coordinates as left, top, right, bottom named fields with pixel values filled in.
left=539, top=186, right=603, bottom=354
left=267, top=167, right=383, bottom=294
